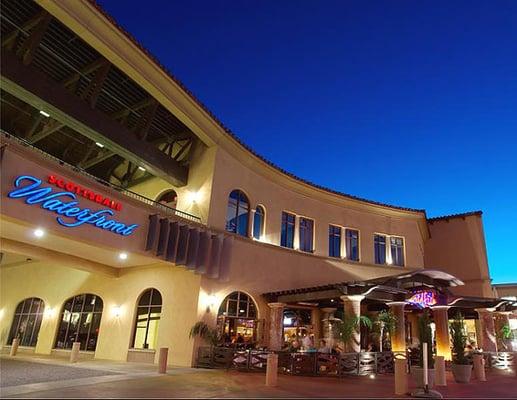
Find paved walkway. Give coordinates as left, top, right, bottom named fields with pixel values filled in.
left=1, top=355, right=516, bottom=398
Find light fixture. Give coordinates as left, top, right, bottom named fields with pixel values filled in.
left=44, top=307, right=55, bottom=318
left=138, top=166, right=146, bottom=171
left=95, top=142, right=104, bottom=148
left=112, top=305, right=122, bottom=318
left=33, top=228, right=45, bottom=238
left=118, top=252, right=128, bottom=260
left=187, top=190, right=201, bottom=204
left=39, top=110, right=50, bottom=117
left=369, top=374, right=376, bottom=379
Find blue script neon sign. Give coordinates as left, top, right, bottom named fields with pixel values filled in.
left=7, top=175, right=138, bottom=236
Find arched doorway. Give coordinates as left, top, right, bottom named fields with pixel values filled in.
left=217, top=291, right=257, bottom=346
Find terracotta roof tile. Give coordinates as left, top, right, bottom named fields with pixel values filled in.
left=428, top=210, right=482, bottom=222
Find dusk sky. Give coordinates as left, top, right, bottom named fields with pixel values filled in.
left=98, top=0, right=517, bottom=283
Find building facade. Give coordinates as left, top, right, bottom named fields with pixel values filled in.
left=1, top=0, right=514, bottom=367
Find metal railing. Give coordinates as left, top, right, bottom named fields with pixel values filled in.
left=196, top=347, right=517, bottom=376
left=1, top=131, right=201, bottom=223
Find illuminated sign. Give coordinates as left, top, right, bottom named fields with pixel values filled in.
left=7, top=175, right=138, bottom=236
left=408, top=290, right=437, bottom=308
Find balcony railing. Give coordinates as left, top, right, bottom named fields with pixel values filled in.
left=1, top=131, right=201, bottom=223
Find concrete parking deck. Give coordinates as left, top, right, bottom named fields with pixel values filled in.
left=1, top=355, right=516, bottom=398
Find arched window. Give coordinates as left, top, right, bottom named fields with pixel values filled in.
left=8, top=298, right=45, bottom=347
left=253, top=205, right=265, bottom=240
left=157, top=190, right=178, bottom=208
left=226, top=190, right=249, bottom=236
left=132, top=288, right=162, bottom=350
left=54, top=294, right=103, bottom=351
left=217, top=291, right=257, bottom=345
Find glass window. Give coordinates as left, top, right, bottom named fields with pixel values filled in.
left=390, top=236, right=405, bottom=266
left=374, top=234, right=386, bottom=264
left=299, top=217, right=314, bottom=252
left=54, top=294, right=103, bottom=351
left=217, top=291, right=258, bottom=345
left=157, top=190, right=178, bottom=208
left=8, top=298, right=45, bottom=347
left=253, top=206, right=265, bottom=240
left=280, top=212, right=295, bottom=248
left=345, top=229, right=360, bottom=261
left=328, top=225, right=341, bottom=258
left=132, top=288, right=163, bottom=350
left=226, top=190, right=250, bottom=237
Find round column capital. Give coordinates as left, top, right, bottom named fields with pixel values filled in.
left=340, top=295, right=365, bottom=303
left=475, top=307, right=496, bottom=314
left=321, top=307, right=337, bottom=313
left=430, top=305, right=451, bottom=311
left=386, top=301, right=407, bottom=308
left=267, top=302, right=286, bottom=309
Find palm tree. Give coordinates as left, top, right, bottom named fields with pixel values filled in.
left=189, top=321, right=221, bottom=348
left=337, top=315, right=372, bottom=351
left=374, top=310, right=397, bottom=352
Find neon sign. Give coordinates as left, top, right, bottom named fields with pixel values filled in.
left=408, top=290, right=437, bottom=308
left=7, top=175, right=138, bottom=236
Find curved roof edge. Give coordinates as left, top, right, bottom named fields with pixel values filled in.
left=428, top=211, right=482, bottom=222
left=83, top=0, right=425, bottom=215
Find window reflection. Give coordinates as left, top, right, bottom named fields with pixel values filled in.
left=132, top=288, right=162, bottom=350
left=8, top=298, right=45, bottom=347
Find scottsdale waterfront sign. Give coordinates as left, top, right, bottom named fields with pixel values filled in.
left=7, top=175, right=138, bottom=236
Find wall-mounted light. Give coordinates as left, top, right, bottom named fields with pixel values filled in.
left=112, top=305, right=122, bottom=318
left=187, top=190, right=201, bottom=204
left=33, top=228, right=45, bottom=238
left=39, top=110, right=50, bottom=118
left=44, top=307, right=55, bottom=318
left=95, top=142, right=104, bottom=148
left=118, top=252, right=128, bottom=261
left=138, top=166, right=146, bottom=172
left=205, top=294, right=217, bottom=313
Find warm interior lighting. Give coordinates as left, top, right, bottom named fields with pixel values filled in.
left=95, top=142, right=104, bottom=148
left=39, top=110, right=50, bottom=117
left=33, top=228, right=45, bottom=238
left=118, top=252, right=128, bottom=260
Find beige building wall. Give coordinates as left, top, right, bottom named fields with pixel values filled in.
left=0, top=261, right=202, bottom=367
left=424, top=213, right=493, bottom=297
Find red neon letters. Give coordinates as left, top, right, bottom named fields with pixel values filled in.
left=48, top=175, right=122, bottom=211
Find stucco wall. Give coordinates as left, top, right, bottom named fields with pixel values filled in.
left=0, top=262, right=201, bottom=367
left=207, top=147, right=426, bottom=267
left=424, top=214, right=493, bottom=297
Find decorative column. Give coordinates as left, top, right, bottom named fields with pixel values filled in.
left=431, top=306, right=451, bottom=360
left=494, top=311, right=512, bottom=351
left=406, top=312, right=420, bottom=347
left=268, top=303, right=286, bottom=351
left=321, top=307, right=337, bottom=347
left=311, top=307, right=322, bottom=344
left=387, top=302, right=407, bottom=355
left=341, top=295, right=364, bottom=352
left=475, top=308, right=497, bottom=352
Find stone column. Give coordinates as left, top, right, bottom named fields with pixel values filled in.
left=268, top=303, right=286, bottom=351
left=432, top=306, right=451, bottom=360
left=387, top=302, right=406, bottom=354
left=311, top=307, right=322, bottom=344
left=494, top=311, right=512, bottom=351
left=475, top=308, right=497, bottom=352
left=341, top=295, right=364, bottom=353
left=407, top=312, right=420, bottom=347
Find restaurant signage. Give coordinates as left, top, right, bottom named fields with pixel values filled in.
left=7, top=175, right=138, bottom=236
left=407, top=290, right=437, bottom=308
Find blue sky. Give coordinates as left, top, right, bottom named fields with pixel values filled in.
left=98, top=0, right=517, bottom=283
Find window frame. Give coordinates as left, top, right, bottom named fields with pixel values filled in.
left=225, top=189, right=250, bottom=237
left=389, top=236, right=405, bottom=266
left=8, top=297, right=45, bottom=348
left=374, top=234, right=387, bottom=265
left=345, top=228, right=360, bottom=262
left=328, top=224, right=342, bottom=258
left=280, top=211, right=296, bottom=249
left=298, top=216, right=315, bottom=253
left=252, top=205, right=266, bottom=240
left=131, top=288, right=163, bottom=350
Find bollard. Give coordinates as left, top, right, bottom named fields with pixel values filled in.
left=266, top=353, right=279, bottom=387
left=473, top=354, right=486, bottom=381
left=158, top=347, right=168, bottom=374
left=435, top=356, right=446, bottom=386
left=10, top=338, right=19, bottom=356
left=70, top=342, right=81, bottom=363
left=394, top=358, right=408, bottom=395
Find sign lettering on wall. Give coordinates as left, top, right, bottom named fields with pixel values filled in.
left=7, top=175, right=138, bottom=236
left=408, top=290, right=438, bottom=308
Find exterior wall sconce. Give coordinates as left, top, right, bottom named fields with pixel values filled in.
left=44, top=307, right=55, bottom=318
left=206, top=295, right=217, bottom=313
left=112, top=305, right=122, bottom=318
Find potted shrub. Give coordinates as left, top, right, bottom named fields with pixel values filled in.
left=450, top=312, right=473, bottom=383
left=189, top=321, right=221, bottom=348
left=411, top=310, right=436, bottom=388
left=337, top=315, right=372, bottom=352
left=373, top=310, right=397, bottom=352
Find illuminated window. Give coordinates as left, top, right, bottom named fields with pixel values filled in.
left=54, top=294, right=103, bottom=351
left=217, top=291, right=257, bottom=344
left=8, top=298, right=45, bottom=347
left=156, top=190, right=178, bottom=208
left=226, top=190, right=249, bottom=236
left=132, top=288, right=162, bottom=350
left=280, top=212, right=295, bottom=248
left=299, top=217, right=314, bottom=252
left=374, top=234, right=386, bottom=264
left=345, top=229, right=359, bottom=261
left=329, top=225, right=341, bottom=258
left=253, top=206, right=265, bottom=240
left=390, top=236, right=405, bottom=266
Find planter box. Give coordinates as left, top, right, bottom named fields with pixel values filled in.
left=451, top=364, right=472, bottom=383
left=411, top=367, right=435, bottom=389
